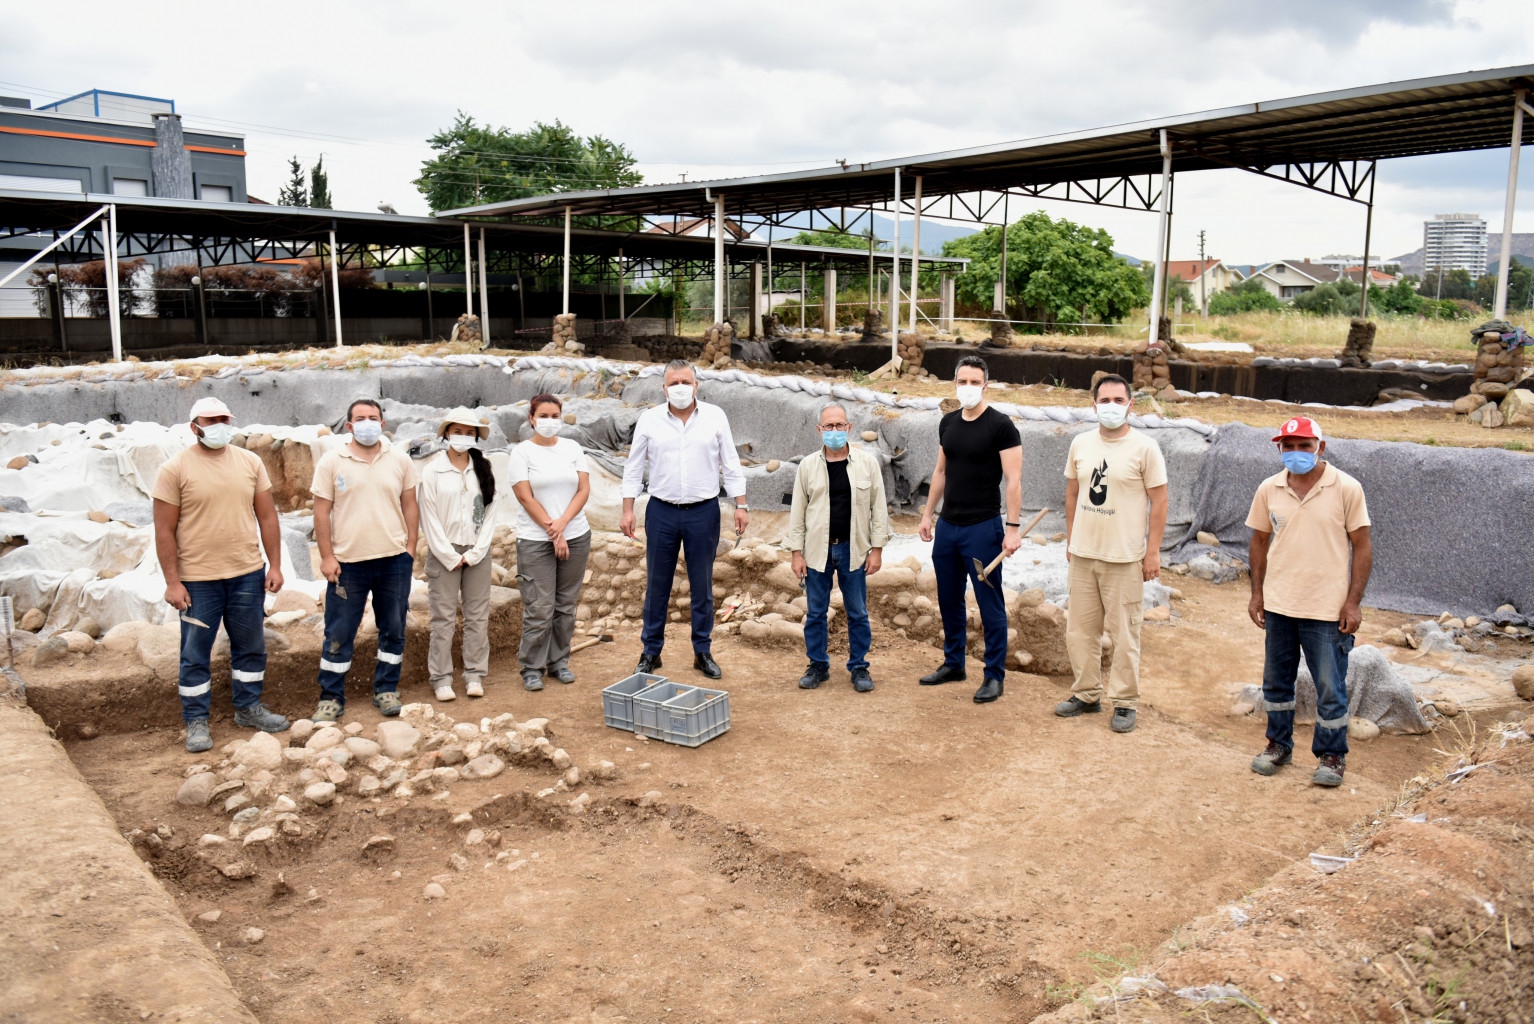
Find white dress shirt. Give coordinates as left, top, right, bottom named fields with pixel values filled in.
left=621, top=399, right=747, bottom=504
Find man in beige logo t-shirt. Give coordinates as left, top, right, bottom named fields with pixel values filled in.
left=1055, top=374, right=1168, bottom=734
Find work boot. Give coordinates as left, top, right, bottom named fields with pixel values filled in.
left=919, top=664, right=966, bottom=686
left=1250, top=741, right=1293, bottom=776
left=799, top=663, right=829, bottom=689
left=1054, top=696, right=1102, bottom=717
left=372, top=692, right=402, bottom=717
left=851, top=668, right=875, bottom=693
left=1312, top=753, right=1346, bottom=788
left=233, top=703, right=289, bottom=733
left=973, top=677, right=1003, bottom=703
left=1111, top=707, right=1137, bottom=733
left=185, top=718, right=212, bottom=753
left=553, top=666, right=576, bottom=684
left=311, top=699, right=343, bottom=724
left=523, top=671, right=544, bottom=692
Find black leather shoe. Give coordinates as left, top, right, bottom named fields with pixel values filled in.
left=973, top=677, right=1004, bottom=703
left=798, top=664, right=829, bottom=689
left=919, top=664, right=966, bottom=686
left=851, top=668, right=875, bottom=693
left=694, top=652, right=722, bottom=679
left=635, top=652, right=662, bottom=674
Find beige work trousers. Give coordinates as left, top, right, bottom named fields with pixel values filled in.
left=1066, top=555, right=1145, bottom=708
left=426, top=544, right=492, bottom=688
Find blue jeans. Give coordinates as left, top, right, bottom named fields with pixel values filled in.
left=1262, top=610, right=1352, bottom=757
left=317, top=552, right=412, bottom=706
left=641, top=499, right=720, bottom=657
left=178, top=567, right=267, bottom=722
left=932, top=516, right=1009, bottom=681
left=803, top=542, right=870, bottom=673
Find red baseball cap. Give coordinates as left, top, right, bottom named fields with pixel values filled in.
left=1272, top=416, right=1323, bottom=442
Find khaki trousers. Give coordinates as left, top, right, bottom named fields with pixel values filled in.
left=1066, top=555, right=1145, bottom=708
left=426, top=545, right=492, bottom=688
left=516, top=534, right=591, bottom=673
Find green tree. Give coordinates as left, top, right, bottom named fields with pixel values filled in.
left=1418, top=268, right=1474, bottom=301
left=939, top=211, right=1147, bottom=329
left=414, top=114, right=643, bottom=213
left=1474, top=263, right=1534, bottom=310
left=1206, top=278, right=1281, bottom=315
left=788, top=229, right=882, bottom=250
left=1291, top=283, right=1353, bottom=316
left=309, top=156, right=332, bottom=210
left=277, top=157, right=308, bottom=207
left=1374, top=277, right=1422, bottom=315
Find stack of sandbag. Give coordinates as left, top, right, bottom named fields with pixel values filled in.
left=449, top=314, right=481, bottom=346
left=1133, top=341, right=1176, bottom=400
left=700, top=322, right=734, bottom=367
left=896, top=332, right=927, bottom=379
left=1339, top=318, right=1376, bottom=368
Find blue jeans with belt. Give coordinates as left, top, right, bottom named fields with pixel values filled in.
left=932, top=516, right=1009, bottom=682
left=178, top=567, right=267, bottom=722
left=316, top=552, right=412, bottom=706
left=1262, top=610, right=1352, bottom=757
left=641, top=498, right=720, bottom=657
left=803, top=541, right=870, bottom=673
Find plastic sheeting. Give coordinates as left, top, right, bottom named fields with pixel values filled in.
left=1236, top=644, right=1432, bottom=734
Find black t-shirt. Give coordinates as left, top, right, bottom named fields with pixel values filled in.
left=938, top=405, right=1022, bottom=525
left=826, top=458, right=852, bottom=543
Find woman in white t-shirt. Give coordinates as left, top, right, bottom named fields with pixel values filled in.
left=508, top=393, right=592, bottom=691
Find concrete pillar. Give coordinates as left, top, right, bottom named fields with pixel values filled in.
left=1494, top=90, right=1529, bottom=319
left=940, top=274, right=954, bottom=331
left=1149, top=130, right=1172, bottom=347
left=477, top=227, right=490, bottom=347
left=713, top=193, right=725, bottom=324
left=822, top=267, right=837, bottom=332
left=562, top=206, right=572, bottom=316
left=104, top=205, right=122, bottom=361
left=463, top=223, right=474, bottom=318
left=750, top=261, right=763, bottom=339
left=328, top=225, right=343, bottom=347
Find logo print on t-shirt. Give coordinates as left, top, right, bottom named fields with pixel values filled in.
left=1089, top=459, right=1109, bottom=506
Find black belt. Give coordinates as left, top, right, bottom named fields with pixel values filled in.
left=652, top=497, right=715, bottom=510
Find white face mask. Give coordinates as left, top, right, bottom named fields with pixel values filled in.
left=955, top=384, right=984, bottom=410
left=1095, top=402, right=1129, bottom=429
left=447, top=434, right=479, bottom=452
left=666, top=383, right=696, bottom=410
left=533, top=418, right=562, bottom=438
left=197, top=423, right=235, bottom=449
left=351, top=419, right=383, bottom=446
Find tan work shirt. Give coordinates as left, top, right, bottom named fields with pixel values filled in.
left=311, top=440, right=419, bottom=563
left=1245, top=462, right=1370, bottom=621
left=1064, top=427, right=1167, bottom=563
left=151, top=444, right=271, bottom=582
left=787, top=447, right=891, bottom=571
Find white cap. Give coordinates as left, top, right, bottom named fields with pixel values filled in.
left=189, top=397, right=233, bottom=421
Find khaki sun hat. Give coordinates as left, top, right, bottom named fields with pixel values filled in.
left=437, top=407, right=490, bottom=440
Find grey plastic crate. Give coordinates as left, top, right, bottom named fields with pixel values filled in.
left=658, top=686, right=731, bottom=747
left=602, top=672, right=667, bottom=731
left=631, top=681, right=697, bottom=740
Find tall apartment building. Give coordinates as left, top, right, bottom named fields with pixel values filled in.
left=1422, top=213, right=1488, bottom=276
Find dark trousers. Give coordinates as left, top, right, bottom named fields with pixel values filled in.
left=803, top=541, right=870, bottom=672
left=1262, top=610, right=1352, bottom=758
left=317, top=552, right=412, bottom=705
left=178, top=567, right=267, bottom=722
left=932, top=516, right=1009, bottom=681
left=641, top=498, right=720, bottom=657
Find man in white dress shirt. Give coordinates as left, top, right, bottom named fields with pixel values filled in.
left=620, top=359, right=749, bottom=679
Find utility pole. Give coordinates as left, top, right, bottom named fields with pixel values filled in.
left=1197, top=229, right=1207, bottom=318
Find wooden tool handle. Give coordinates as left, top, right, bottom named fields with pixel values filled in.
left=983, top=509, right=1052, bottom=575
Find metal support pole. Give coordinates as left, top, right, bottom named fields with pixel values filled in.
left=749, top=261, right=763, bottom=338
left=328, top=225, right=343, bottom=347
left=890, top=167, right=901, bottom=352
left=48, top=274, right=67, bottom=352
left=618, top=249, right=626, bottom=320
left=713, top=193, right=725, bottom=324
left=105, top=204, right=122, bottom=361
left=1494, top=89, right=1528, bottom=319
left=463, top=223, right=474, bottom=318
left=562, top=207, right=572, bottom=316
left=765, top=223, right=773, bottom=334
left=194, top=274, right=208, bottom=348
left=1359, top=166, right=1376, bottom=318
left=1149, top=130, right=1172, bottom=347
left=422, top=272, right=434, bottom=340
left=477, top=228, right=490, bottom=346
left=823, top=267, right=837, bottom=332
left=1161, top=173, right=1175, bottom=318
left=908, top=175, right=922, bottom=334
left=799, top=262, right=805, bottom=330
left=996, top=193, right=1008, bottom=314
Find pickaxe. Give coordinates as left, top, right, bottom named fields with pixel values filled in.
left=972, top=508, right=1049, bottom=588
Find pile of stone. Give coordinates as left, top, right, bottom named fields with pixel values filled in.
left=860, top=310, right=885, bottom=341
left=1132, top=341, right=1176, bottom=401
left=1338, top=318, right=1376, bottom=368
left=542, top=313, right=583, bottom=355
left=700, top=322, right=734, bottom=368
left=449, top=314, right=481, bottom=346
left=983, top=319, right=1015, bottom=349
left=1455, top=321, right=1533, bottom=428
left=896, top=332, right=927, bottom=380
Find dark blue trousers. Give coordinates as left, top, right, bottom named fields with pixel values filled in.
left=1262, top=611, right=1352, bottom=758
left=932, top=516, right=1009, bottom=681
left=317, top=552, right=412, bottom=706
left=642, top=499, right=720, bottom=657
left=178, top=567, right=267, bottom=722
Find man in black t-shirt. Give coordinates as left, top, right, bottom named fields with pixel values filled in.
left=918, top=355, right=1024, bottom=703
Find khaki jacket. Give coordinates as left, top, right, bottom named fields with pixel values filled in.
left=787, top=447, right=891, bottom=571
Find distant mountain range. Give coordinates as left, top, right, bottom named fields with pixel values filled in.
left=1388, top=232, right=1534, bottom=276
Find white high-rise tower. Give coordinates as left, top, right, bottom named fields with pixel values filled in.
left=1423, top=213, right=1489, bottom=276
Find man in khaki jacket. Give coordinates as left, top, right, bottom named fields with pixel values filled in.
left=789, top=403, right=891, bottom=692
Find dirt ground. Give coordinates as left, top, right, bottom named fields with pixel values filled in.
left=59, top=575, right=1533, bottom=1023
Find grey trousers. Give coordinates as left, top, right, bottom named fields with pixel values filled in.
left=516, top=533, right=591, bottom=674
left=426, top=545, right=492, bottom=688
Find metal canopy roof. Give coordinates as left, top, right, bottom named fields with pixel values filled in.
left=442, top=63, right=1534, bottom=222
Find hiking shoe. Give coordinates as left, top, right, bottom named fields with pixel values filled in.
left=1054, top=696, right=1102, bottom=717
left=1111, top=707, right=1137, bottom=733
left=553, top=666, right=576, bottom=684
left=523, top=671, right=544, bottom=692
left=851, top=668, right=874, bottom=693
left=1251, top=741, right=1293, bottom=776
left=434, top=684, right=456, bottom=702
left=185, top=718, right=212, bottom=753
left=372, top=692, right=402, bottom=716
left=799, top=664, right=829, bottom=689
left=233, top=703, right=290, bottom=733
left=1312, top=754, right=1346, bottom=788
left=465, top=679, right=484, bottom=698
left=312, top=699, right=343, bottom=724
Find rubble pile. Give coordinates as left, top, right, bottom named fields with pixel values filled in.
left=542, top=313, right=583, bottom=356
left=1338, top=318, right=1376, bottom=368
left=699, top=322, right=734, bottom=368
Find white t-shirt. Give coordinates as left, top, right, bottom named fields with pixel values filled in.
left=507, top=437, right=592, bottom=543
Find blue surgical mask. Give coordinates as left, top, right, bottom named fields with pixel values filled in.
left=197, top=423, right=235, bottom=450
left=1281, top=450, right=1317, bottom=475
left=351, top=420, right=383, bottom=446
left=821, top=430, right=848, bottom=450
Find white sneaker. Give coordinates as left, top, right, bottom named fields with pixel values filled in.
left=465, top=679, right=484, bottom=698
left=434, top=684, right=456, bottom=701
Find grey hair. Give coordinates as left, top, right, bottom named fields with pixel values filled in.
left=664, top=359, right=696, bottom=381
left=820, top=402, right=847, bottom=422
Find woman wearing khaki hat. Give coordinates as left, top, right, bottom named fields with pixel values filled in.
left=417, top=408, right=498, bottom=700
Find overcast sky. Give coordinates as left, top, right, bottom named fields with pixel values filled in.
left=3, top=1, right=1530, bottom=264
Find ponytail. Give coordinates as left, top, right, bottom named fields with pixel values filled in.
left=467, top=446, right=496, bottom=506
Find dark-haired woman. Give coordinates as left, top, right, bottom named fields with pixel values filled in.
left=418, top=408, right=498, bottom=701
left=508, top=394, right=591, bottom=692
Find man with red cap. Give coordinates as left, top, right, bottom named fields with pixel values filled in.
left=1245, top=416, right=1372, bottom=787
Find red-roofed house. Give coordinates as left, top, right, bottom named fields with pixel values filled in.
left=1164, top=258, right=1240, bottom=298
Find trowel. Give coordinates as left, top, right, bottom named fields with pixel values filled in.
left=972, top=508, right=1049, bottom=588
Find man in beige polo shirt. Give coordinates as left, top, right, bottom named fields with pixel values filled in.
left=1246, top=416, right=1372, bottom=788
left=152, top=396, right=290, bottom=753
left=1055, top=373, right=1168, bottom=734
left=310, top=398, right=420, bottom=722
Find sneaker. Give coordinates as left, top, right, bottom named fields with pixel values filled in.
left=372, top=692, right=402, bottom=717
left=185, top=718, right=212, bottom=753
left=434, top=684, right=456, bottom=702
left=1251, top=741, right=1293, bottom=776
left=1312, top=753, right=1346, bottom=788
left=553, top=666, right=576, bottom=684
left=1111, top=707, right=1137, bottom=733
left=798, top=664, right=830, bottom=689
left=1054, top=696, right=1102, bottom=717
left=850, top=668, right=874, bottom=693
left=523, top=671, right=544, bottom=692
left=312, top=699, right=343, bottom=724
left=465, top=679, right=484, bottom=698
left=233, top=702, right=290, bottom=733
